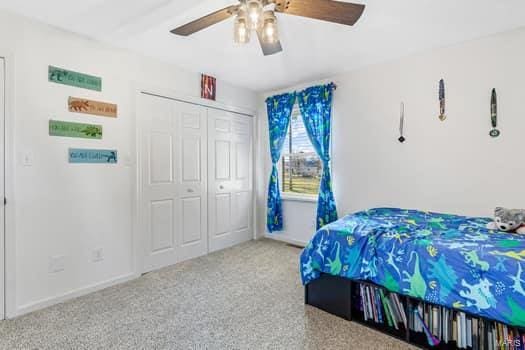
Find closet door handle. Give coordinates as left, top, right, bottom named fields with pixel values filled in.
left=219, top=185, right=224, bottom=190
left=187, top=188, right=194, bottom=193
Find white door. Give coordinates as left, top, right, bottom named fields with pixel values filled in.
left=0, top=57, right=5, bottom=319
left=208, top=109, right=253, bottom=252
left=175, top=100, right=208, bottom=263
left=139, top=93, right=207, bottom=273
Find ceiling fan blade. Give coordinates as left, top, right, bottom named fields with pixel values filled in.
left=274, top=0, right=365, bottom=26
left=257, top=31, right=283, bottom=56
left=171, top=5, right=238, bottom=36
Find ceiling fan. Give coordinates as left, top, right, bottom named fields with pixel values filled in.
left=170, top=0, right=365, bottom=56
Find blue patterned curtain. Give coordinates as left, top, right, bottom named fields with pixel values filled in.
left=297, top=83, right=338, bottom=229
left=266, top=92, right=296, bottom=232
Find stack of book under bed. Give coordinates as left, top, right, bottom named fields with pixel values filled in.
left=352, top=281, right=525, bottom=350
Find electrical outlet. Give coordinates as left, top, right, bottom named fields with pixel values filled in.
left=92, top=248, right=104, bottom=262
left=48, top=255, right=66, bottom=273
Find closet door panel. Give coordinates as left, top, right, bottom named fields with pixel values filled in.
left=214, top=193, right=231, bottom=235
left=182, top=137, right=201, bottom=181
left=149, top=133, right=173, bottom=184
left=235, top=141, right=249, bottom=181
left=208, top=110, right=253, bottom=252
left=214, top=117, right=231, bottom=133
left=150, top=199, right=175, bottom=252
left=181, top=197, right=202, bottom=244
left=140, top=94, right=179, bottom=272
left=140, top=95, right=208, bottom=272
left=233, top=191, right=251, bottom=231
left=230, top=115, right=253, bottom=242
left=214, top=140, right=231, bottom=181
left=175, top=101, right=208, bottom=261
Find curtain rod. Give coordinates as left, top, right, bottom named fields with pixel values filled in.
left=301, top=81, right=337, bottom=91
left=266, top=82, right=337, bottom=102
left=288, top=81, right=337, bottom=93
left=291, top=82, right=339, bottom=94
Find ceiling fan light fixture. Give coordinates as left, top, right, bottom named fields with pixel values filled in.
left=261, top=10, right=278, bottom=44
left=170, top=0, right=366, bottom=57
left=246, top=0, right=263, bottom=30
left=234, top=10, right=250, bottom=44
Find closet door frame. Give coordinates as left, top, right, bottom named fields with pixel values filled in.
left=1, top=52, right=16, bottom=319
left=134, top=85, right=256, bottom=275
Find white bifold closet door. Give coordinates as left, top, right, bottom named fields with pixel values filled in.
left=140, top=93, right=208, bottom=273
left=207, top=109, right=253, bottom=252
left=0, top=57, right=5, bottom=320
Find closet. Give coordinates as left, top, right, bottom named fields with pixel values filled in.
left=138, top=92, right=253, bottom=273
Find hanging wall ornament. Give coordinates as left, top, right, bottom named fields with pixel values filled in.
left=489, top=88, right=501, bottom=138
left=438, top=79, right=446, bottom=121
left=398, top=102, right=406, bottom=143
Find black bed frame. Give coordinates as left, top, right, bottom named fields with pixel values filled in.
left=305, top=273, right=525, bottom=350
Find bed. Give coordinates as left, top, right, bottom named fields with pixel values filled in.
left=300, top=208, right=525, bottom=327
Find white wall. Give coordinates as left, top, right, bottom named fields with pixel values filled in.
left=257, top=27, right=525, bottom=245
left=0, top=9, right=257, bottom=316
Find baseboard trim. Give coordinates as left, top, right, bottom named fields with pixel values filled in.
left=263, top=233, right=307, bottom=248
left=15, top=272, right=139, bottom=318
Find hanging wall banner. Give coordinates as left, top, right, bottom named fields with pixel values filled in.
left=438, top=79, right=446, bottom=121
left=49, top=120, right=102, bottom=139
left=489, top=88, right=500, bottom=138
left=48, top=66, right=102, bottom=91
left=69, top=148, right=117, bottom=164
left=68, top=97, right=117, bottom=118
left=398, top=102, right=406, bottom=143
left=201, top=74, right=216, bottom=101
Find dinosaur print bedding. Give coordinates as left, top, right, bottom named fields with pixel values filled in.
left=300, top=208, right=525, bottom=327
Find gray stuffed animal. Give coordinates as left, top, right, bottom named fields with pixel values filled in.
left=486, top=207, right=525, bottom=234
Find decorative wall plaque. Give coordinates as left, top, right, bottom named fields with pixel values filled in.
left=438, top=79, right=446, bottom=121
left=68, top=97, right=117, bottom=118
left=48, top=66, right=102, bottom=91
left=49, top=120, right=102, bottom=139
left=201, top=74, right=216, bottom=101
left=69, top=148, right=117, bottom=164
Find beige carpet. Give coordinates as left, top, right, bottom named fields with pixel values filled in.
left=0, top=239, right=418, bottom=350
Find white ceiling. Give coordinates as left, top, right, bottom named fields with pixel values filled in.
left=1, top=0, right=525, bottom=92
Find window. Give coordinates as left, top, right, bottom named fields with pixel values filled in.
left=280, top=107, right=321, bottom=197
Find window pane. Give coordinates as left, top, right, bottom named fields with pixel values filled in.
left=281, top=109, right=321, bottom=196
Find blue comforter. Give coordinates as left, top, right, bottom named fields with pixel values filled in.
left=300, top=208, right=525, bottom=327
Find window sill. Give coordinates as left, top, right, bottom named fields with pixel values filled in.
left=281, top=194, right=318, bottom=203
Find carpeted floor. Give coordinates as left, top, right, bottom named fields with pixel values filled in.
left=0, top=239, right=417, bottom=350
